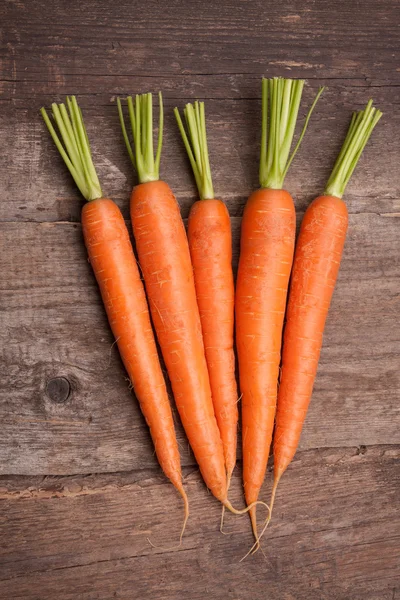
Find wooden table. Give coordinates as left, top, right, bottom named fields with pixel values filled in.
left=1, top=1, right=399, bottom=598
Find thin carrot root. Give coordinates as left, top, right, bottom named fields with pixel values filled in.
left=220, top=505, right=226, bottom=534
left=223, top=497, right=270, bottom=559
left=146, top=484, right=189, bottom=552
left=178, top=485, right=190, bottom=546
left=219, top=472, right=233, bottom=535
left=223, top=498, right=270, bottom=518
left=239, top=514, right=270, bottom=562
left=240, top=475, right=282, bottom=562
left=105, top=336, right=120, bottom=369
left=268, top=476, right=280, bottom=520
left=249, top=506, right=259, bottom=548
left=236, top=393, right=243, bottom=405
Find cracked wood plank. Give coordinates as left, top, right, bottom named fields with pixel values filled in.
left=1, top=0, right=399, bottom=83
left=1, top=215, right=399, bottom=475
left=0, top=446, right=398, bottom=599
left=1, top=76, right=399, bottom=106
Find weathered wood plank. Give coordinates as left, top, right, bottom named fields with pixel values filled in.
left=0, top=446, right=398, bottom=599
left=0, top=87, right=398, bottom=224
left=0, top=76, right=395, bottom=105
left=1, top=0, right=399, bottom=596
left=1, top=0, right=399, bottom=84
left=1, top=215, right=399, bottom=475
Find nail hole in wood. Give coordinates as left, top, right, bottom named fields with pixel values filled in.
left=46, top=377, right=71, bottom=404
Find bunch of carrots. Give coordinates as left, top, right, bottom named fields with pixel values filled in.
left=41, top=78, right=381, bottom=556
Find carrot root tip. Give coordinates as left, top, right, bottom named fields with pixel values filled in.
left=219, top=472, right=233, bottom=535
left=146, top=484, right=189, bottom=552
left=241, top=477, right=281, bottom=560
left=249, top=505, right=259, bottom=544
left=238, top=499, right=273, bottom=562
left=221, top=498, right=271, bottom=562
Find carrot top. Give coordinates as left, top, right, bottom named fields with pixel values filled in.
left=325, top=100, right=382, bottom=199
left=259, top=78, right=324, bottom=190
left=41, top=96, right=102, bottom=202
left=174, top=101, right=214, bottom=200
left=117, top=92, right=163, bottom=184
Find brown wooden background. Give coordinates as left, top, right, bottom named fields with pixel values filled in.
left=1, top=1, right=399, bottom=598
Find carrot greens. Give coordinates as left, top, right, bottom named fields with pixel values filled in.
left=174, top=101, right=214, bottom=200
left=325, top=100, right=382, bottom=198
left=259, top=78, right=324, bottom=189
left=41, top=96, right=102, bottom=201
left=117, top=92, right=163, bottom=183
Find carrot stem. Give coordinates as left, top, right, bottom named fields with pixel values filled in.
left=174, top=101, right=214, bottom=200
left=41, top=96, right=102, bottom=201
left=155, top=92, right=164, bottom=174
left=117, top=92, right=163, bottom=183
left=259, top=78, right=324, bottom=190
left=117, top=97, right=136, bottom=170
left=325, top=100, right=382, bottom=198
left=283, top=86, right=325, bottom=178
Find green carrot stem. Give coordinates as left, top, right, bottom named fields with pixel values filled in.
left=41, top=96, right=102, bottom=202
left=174, top=101, right=214, bottom=200
left=325, top=100, right=382, bottom=199
left=259, top=77, right=324, bottom=190
left=155, top=93, right=164, bottom=174
left=117, top=92, right=163, bottom=183
left=117, top=97, right=136, bottom=170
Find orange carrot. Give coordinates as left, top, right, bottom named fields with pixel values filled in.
left=132, top=177, right=228, bottom=503
left=41, top=97, right=189, bottom=540
left=117, top=93, right=268, bottom=524
left=272, top=100, right=382, bottom=513
left=117, top=92, right=232, bottom=505
left=236, top=78, right=324, bottom=544
left=174, top=101, right=238, bottom=494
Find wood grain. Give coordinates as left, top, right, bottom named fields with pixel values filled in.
left=1, top=0, right=399, bottom=83
left=1, top=0, right=400, bottom=224
left=1, top=215, right=399, bottom=475
left=1, top=0, right=399, bottom=597
left=0, top=446, right=399, bottom=599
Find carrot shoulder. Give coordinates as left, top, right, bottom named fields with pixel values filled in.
left=41, top=97, right=188, bottom=539
left=174, top=101, right=238, bottom=487
left=236, top=78, right=324, bottom=543
left=273, top=100, right=383, bottom=510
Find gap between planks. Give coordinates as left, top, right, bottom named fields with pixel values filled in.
left=1, top=208, right=400, bottom=226
left=0, top=444, right=398, bottom=498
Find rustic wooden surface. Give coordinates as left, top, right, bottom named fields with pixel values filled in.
left=1, top=0, right=399, bottom=598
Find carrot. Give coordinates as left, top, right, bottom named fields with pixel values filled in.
left=117, top=93, right=268, bottom=526
left=117, top=92, right=232, bottom=504
left=174, top=101, right=238, bottom=501
left=41, top=97, right=189, bottom=541
left=236, top=78, right=324, bottom=545
left=272, top=100, right=382, bottom=515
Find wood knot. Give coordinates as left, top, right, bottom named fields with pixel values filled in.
left=46, top=377, right=71, bottom=403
